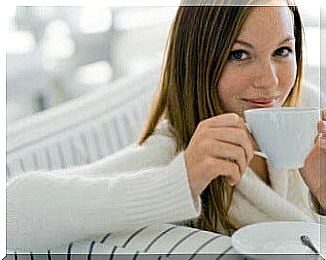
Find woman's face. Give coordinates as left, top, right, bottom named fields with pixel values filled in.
left=218, top=6, right=297, bottom=117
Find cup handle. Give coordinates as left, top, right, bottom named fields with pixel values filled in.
left=254, top=151, right=268, bottom=159
left=244, top=123, right=268, bottom=159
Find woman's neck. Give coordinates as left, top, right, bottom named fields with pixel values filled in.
left=249, top=156, right=271, bottom=186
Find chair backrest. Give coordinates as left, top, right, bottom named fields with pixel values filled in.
left=6, top=66, right=160, bottom=179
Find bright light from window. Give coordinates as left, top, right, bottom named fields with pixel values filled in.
left=7, top=31, right=35, bottom=54
left=114, top=7, right=177, bottom=31
left=8, top=6, right=16, bottom=18
left=75, top=61, right=113, bottom=85
left=128, top=53, right=163, bottom=75
left=41, top=20, right=75, bottom=59
left=41, top=37, right=75, bottom=59
left=296, top=0, right=321, bottom=25
left=43, top=20, right=71, bottom=38
left=8, top=6, right=17, bottom=31
left=79, top=8, right=113, bottom=34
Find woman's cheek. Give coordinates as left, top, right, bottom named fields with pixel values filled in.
left=218, top=66, right=252, bottom=113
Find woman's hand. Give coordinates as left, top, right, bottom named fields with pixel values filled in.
left=184, top=113, right=255, bottom=198
left=300, top=110, right=326, bottom=210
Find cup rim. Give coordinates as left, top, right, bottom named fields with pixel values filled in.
left=244, top=107, right=320, bottom=115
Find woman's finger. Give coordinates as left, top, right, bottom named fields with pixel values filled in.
left=205, top=139, right=247, bottom=174
left=205, top=127, right=254, bottom=164
left=203, top=113, right=243, bottom=129
left=208, top=157, right=241, bottom=186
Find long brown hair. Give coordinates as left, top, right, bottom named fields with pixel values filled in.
left=138, top=1, right=304, bottom=234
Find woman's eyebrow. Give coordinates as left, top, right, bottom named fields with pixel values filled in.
left=233, top=36, right=295, bottom=49
left=233, top=40, right=254, bottom=49
left=278, top=36, right=295, bottom=45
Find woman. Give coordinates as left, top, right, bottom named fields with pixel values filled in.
left=138, top=0, right=326, bottom=233
left=7, top=0, right=326, bottom=251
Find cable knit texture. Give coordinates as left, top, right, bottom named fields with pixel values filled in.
left=7, top=131, right=201, bottom=251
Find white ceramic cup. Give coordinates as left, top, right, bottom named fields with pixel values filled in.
left=244, top=107, right=320, bottom=170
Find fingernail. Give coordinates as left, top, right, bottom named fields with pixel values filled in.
left=229, top=180, right=235, bottom=186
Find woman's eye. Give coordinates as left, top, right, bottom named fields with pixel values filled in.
left=274, top=47, right=292, bottom=57
left=228, top=50, right=249, bottom=61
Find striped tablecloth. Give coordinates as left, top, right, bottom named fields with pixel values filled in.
left=7, top=224, right=241, bottom=259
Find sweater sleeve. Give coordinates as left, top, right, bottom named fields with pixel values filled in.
left=6, top=135, right=201, bottom=251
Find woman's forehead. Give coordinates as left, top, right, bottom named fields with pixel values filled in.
left=237, top=6, right=295, bottom=42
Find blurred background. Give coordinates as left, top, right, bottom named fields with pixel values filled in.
left=6, top=3, right=325, bottom=124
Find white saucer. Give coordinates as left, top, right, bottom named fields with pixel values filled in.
left=231, top=221, right=326, bottom=257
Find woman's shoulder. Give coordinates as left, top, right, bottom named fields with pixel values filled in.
left=153, top=118, right=175, bottom=139
left=138, top=118, right=178, bottom=157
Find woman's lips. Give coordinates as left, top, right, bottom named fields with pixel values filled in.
left=241, top=98, right=276, bottom=108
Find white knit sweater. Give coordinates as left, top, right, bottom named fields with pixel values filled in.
left=7, top=83, right=325, bottom=251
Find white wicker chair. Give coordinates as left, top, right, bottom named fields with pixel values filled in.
left=6, top=66, right=160, bottom=179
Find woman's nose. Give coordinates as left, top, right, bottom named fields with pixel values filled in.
left=252, top=60, right=279, bottom=89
